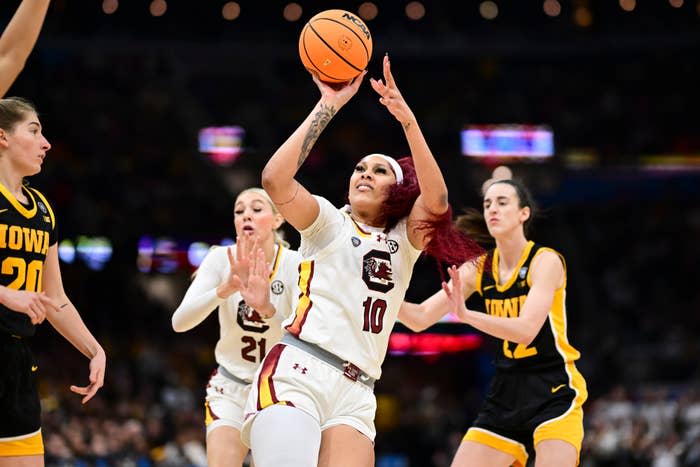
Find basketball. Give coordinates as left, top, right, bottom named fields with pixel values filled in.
left=298, top=9, right=373, bottom=84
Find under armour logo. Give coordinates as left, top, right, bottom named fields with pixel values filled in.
left=292, top=363, right=308, bottom=375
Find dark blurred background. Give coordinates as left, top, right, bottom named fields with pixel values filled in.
left=4, top=0, right=700, bottom=465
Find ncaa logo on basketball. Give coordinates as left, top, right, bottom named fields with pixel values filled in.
left=341, top=12, right=371, bottom=40
left=362, top=250, right=394, bottom=293
left=270, top=280, right=284, bottom=295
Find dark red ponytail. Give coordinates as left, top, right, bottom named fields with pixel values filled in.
left=382, top=158, right=484, bottom=268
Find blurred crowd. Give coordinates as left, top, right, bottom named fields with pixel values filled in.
left=4, top=2, right=699, bottom=465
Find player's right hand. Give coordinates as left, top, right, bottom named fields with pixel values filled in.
left=312, top=69, right=367, bottom=110
left=1, top=289, right=60, bottom=325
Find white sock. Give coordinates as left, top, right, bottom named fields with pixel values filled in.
left=250, top=405, right=321, bottom=467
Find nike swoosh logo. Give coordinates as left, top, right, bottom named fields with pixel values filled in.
left=483, top=285, right=495, bottom=291
left=31, top=365, right=38, bottom=372
left=0, top=209, right=7, bottom=214
left=551, top=384, right=566, bottom=393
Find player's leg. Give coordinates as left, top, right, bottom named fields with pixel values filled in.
left=0, top=455, right=43, bottom=467
left=533, top=439, right=578, bottom=467
left=450, top=440, right=518, bottom=467
left=318, top=424, right=374, bottom=467
left=206, top=426, right=248, bottom=467
left=250, top=404, right=321, bottom=467
left=533, top=395, right=584, bottom=467
left=204, top=370, right=253, bottom=467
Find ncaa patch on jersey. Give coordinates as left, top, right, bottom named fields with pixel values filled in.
left=351, top=237, right=361, bottom=247
left=270, top=280, right=284, bottom=295
left=519, top=267, right=528, bottom=279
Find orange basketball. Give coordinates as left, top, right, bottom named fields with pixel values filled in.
left=298, top=9, right=373, bottom=84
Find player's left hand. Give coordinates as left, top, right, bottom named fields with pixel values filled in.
left=239, top=249, right=274, bottom=318
left=442, top=265, right=471, bottom=322
left=70, top=347, right=106, bottom=404
left=369, top=54, right=416, bottom=130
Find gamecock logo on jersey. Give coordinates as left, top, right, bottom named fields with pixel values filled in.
left=236, top=300, right=270, bottom=333
left=362, top=250, right=395, bottom=293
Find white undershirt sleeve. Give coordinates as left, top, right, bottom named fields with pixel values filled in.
left=171, top=246, right=229, bottom=332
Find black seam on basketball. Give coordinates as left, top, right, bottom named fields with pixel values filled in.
left=302, top=26, right=343, bottom=81
left=311, top=17, right=370, bottom=60
left=308, top=22, right=363, bottom=73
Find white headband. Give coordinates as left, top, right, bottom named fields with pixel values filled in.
left=361, top=154, right=404, bottom=184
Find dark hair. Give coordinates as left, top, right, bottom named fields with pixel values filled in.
left=0, top=97, right=37, bottom=132
left=455, top=178, right=537, bottom=243
left=382, top=157, right=484, bottom=268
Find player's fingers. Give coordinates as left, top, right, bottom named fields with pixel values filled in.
left=38, top=294, right=61, bottom=313
left=81, top=384, right=99, bottom=404
left=441, top=281, right=454, bottom=300
left=227, top=246, right=236, bottom=266
left=309, top=69, right=322, bottom=85
left=447, top=265, right=459, bottom=282
left=383, top=54, right=397, bottom=88
left=255, top=249, right=267, bottom=276
left=29, top=303, right=46, bottom=324
left=368, top=75, right=385, bottom=91
left=70, top=384, right=88, bottom=395
left=349, top=70, right=367, bottom=90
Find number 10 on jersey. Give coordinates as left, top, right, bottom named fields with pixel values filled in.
left=362, top=297, right=387, bottom=334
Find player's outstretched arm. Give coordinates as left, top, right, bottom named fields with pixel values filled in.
left=261, top=70, right=366, bottom=231
left=399, top=261, right=478, bottom=331
left=42, top=244, right=106, bottom=404
left=369, top=54, right=449, bottom=249
left=0, top=0, right=52, bottom=97
left=444, top=252, right=562, bottom=345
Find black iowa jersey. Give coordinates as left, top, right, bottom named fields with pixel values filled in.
left=476, top=241, right=581, bottom=372
left=0, top=184, right=57, bottom=337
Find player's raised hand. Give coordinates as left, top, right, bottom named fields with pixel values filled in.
left=312, top=69, right=367, bottom=110
left=239, top=248, right=274, bottom=318
left=217, top=235, right=258, bottom=299
left=369, top=54, right=416, bottom=130
left=442, top=265, right=470, bottom=321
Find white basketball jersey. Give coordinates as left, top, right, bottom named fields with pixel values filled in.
left=206, top=244, right=300, bottom=381
left=282, top=197, right=422, bottom=380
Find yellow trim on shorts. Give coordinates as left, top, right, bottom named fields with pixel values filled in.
left=204, top=401, right=215, bottom=427
left=463, top=427, right=528, bottom=467
left=0, top=429, right=44, bottom=456
left=534, top=400, right=585, bottom=465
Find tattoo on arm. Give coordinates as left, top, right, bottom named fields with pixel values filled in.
left=298, top=104, right=336, bottom=168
